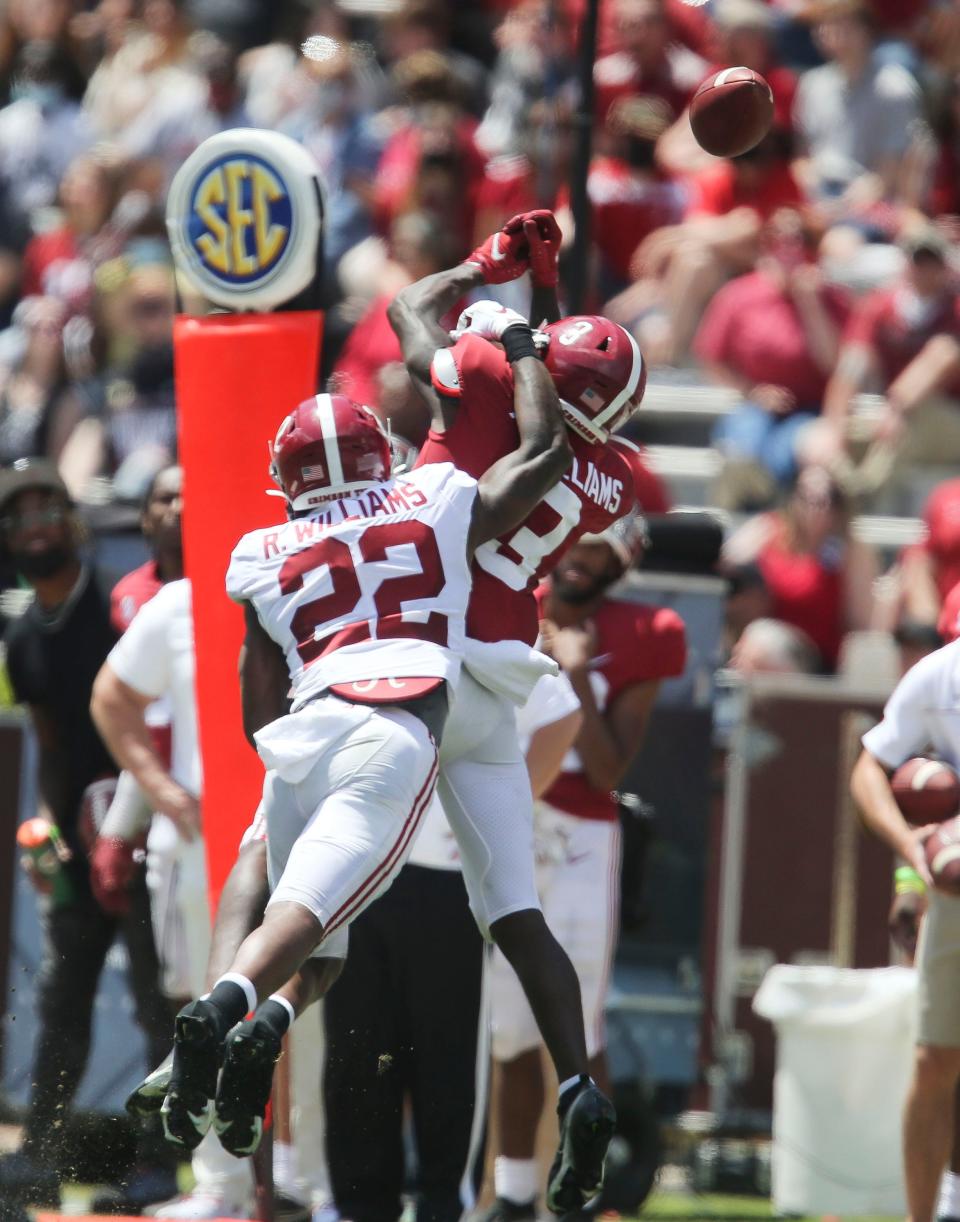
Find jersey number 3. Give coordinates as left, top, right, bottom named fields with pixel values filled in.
left=278, top=521, right=448, bottom=665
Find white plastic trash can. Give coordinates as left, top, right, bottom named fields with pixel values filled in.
left=753, top=964, right=917, bottom=1217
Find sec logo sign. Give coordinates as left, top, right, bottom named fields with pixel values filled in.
left=167, top=129, right=323, bottom=311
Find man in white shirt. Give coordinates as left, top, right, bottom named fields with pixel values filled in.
left=851, top=634, right=960, bottom=1222
left=91, top=579, right=336, bottom=1221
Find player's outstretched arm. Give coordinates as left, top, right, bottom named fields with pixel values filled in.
left=387, top=262, right=486, bottom=414
left=239, top=602, right=291, bottom=746
left=470, top=325, right=572, bottom=550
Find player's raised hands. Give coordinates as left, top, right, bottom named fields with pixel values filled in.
left=523, top=213, right=560, bottom=288
left=454, top=300, right=528, bottom=342
left=466, top=209, right=562, bottom=285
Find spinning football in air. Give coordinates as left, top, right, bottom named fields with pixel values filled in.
left=689, top=67, right=774, bottom=158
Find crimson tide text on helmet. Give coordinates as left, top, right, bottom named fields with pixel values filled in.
left=542, top=316, right=646, bottom=443
left=269, top=393, right=392, bottom=512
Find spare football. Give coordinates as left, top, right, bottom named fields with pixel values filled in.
left=925, top=815, right=960, bottom=896
left=892, top=757, right=960, bottom=825
left=689, top=67, right=774, bottom=159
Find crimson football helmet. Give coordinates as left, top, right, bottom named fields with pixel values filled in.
left=542, top=316, right=646, bottom=443
left=269, top=393, right=391, bottom=512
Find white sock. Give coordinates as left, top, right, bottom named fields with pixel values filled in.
left=494, top=1155, right=539, bottom=1204
left=938, top=1169, right=960, bottom=1218
left=558, top=1072, right=591, bottom=1102
left=273, top=1140, right=302, bottom=1200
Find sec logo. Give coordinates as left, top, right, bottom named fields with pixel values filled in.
left=188, top=155, right=293, bottom=285
left=167, top=129, right=324, bottom=311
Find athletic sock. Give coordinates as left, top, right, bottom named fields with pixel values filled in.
left=254, top=996, right=295, bottom=1043
left=202, top=974, right=257, bottom=1039
left=938, top=1169, right=960, bottom=1218
left=494, top=1155, right=539, bottom=1205
left=558, top=1073, right=592, bottom=1108
left=273, top=1140, right=301, bottom=1201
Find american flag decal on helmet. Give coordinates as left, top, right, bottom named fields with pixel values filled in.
left=302, top=462, right=326, bottom=480
left=581, top=387, right=602, bottom=406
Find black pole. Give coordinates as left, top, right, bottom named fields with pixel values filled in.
left=567, top=0, right=599, bottom=315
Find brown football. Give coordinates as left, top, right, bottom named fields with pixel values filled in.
left=891, top=757, right=960, bottom=826
left=689, top=66, right=774, bottom=159
left=925, top=814, right=960, bottom=896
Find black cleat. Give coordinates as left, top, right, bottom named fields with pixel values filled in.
left=161, top=1001, right=223, bottom=1150
left=477, top=1197, right=538, bottom=1221
left=213, top=1015, right=283, bottom=1157
left=126, top=1049, right=173, bottom=1118
left=546, top=1082, right=616, bottom=1215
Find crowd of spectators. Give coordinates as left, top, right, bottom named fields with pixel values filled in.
left=3, top=0, right=960, bottom=671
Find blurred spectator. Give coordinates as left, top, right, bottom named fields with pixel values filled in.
left=281, top=42, right=383, bottom=275
left=374, top=88, right=483, bottom=257
left=58, top=258, right=177, bottom=500
left=84, top=0, right=208, bottom=192
left=792, top=0, right=922, bottom=212
left=379, top=0, right=489, bottom=116
left=331, top=211, right=460, bottom=441
left=0, top=296, right=82, bottom=471
left=593, top=0, right=693, bottom=126
left=0, top=457, right=174, bottom=1209
left=612, top=135, right=803, bottom=366
left=722, top=465, right=878, bottom=670
left=914, top=72, right=960, bottom=219
left=556, top=94, right=684, bottom=298
left=475, top=0, right=575, bottom=162
left=0, top=40, right=93, bottom=229
left=820, top=227, right=960, bottom=470
left=887, top=479, right=960, bottom=630
left=696, top=212, right=851, bottom=503
left=729, top=616, right=820, bottom=674
left=21, top=154, right=121, bottom=312
left=709, top=0, right=797, bottom=130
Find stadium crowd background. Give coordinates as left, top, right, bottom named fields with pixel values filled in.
left=0, top=0, right=959, bottom=669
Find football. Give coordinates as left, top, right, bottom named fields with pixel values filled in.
left=891, top=757, right=960, bottom=825
left=925, top=815, right=960, bottom=895
left=689, top=67, right=774, bottom=159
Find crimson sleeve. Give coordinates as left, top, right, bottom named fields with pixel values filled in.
left=694, top=279, right=739, bottom=365
left=842, top=291, right=887, bottom=351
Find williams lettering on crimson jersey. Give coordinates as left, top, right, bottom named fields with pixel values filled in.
left=226, top=462, right=476, bottom=709
left=417, top=334, right=637, bottom=651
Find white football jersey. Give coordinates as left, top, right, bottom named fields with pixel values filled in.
left=226, top=462, right=477, bottom=710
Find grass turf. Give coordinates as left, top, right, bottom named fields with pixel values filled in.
left=635, top=1190, right=897, bottom=1221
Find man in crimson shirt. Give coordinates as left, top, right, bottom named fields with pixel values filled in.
left=111, top=465, right=183, bottom=631
left=483, top=514, right=686, bottom=1222
left=695, top=228, right=850, bottom=494
left=593, top=0, right=693, bottom=126
left=822, top=229, right=960, bottom=466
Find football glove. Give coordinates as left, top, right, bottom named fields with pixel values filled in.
left=91, top=836, right=136, bottom=916
left=454, top=300, right=529, bottom=341
left=522, top=212, right=561, bottom=288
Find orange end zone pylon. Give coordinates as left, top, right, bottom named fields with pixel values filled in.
left=174, top=310, right=322, bottom=913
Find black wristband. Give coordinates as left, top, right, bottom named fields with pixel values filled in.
left=501, top=323, right=537, bottom=363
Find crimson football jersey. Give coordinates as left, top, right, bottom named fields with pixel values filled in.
left=416, top=334, right=636, bottom=650
left=537, top=588, right=687, bottom=821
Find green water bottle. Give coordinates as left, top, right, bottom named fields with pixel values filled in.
left=17, top=817, right=74, bottom=905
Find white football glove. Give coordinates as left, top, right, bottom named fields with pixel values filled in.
left=452, top=299, right=529, bottom=342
